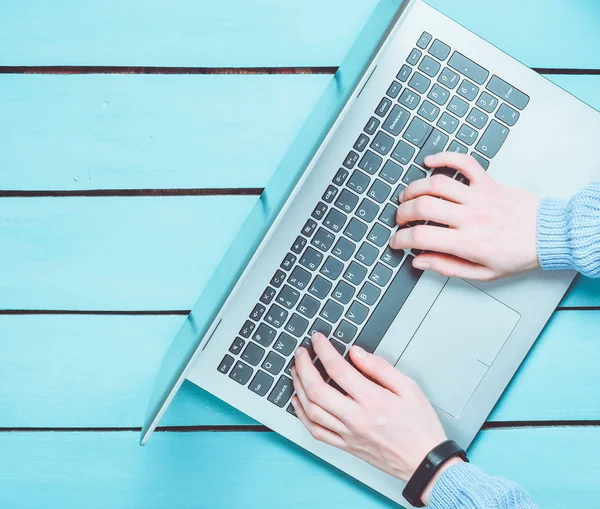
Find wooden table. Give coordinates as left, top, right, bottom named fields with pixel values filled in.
left=1, top=1, right=599, bottom=507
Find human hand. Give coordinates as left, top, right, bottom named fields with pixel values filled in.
left=291, top=333, right=455, bottom=504
left=390, top=152, right=540, bottom=281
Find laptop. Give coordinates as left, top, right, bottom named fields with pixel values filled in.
left=141, top=0, right=599, bottom=505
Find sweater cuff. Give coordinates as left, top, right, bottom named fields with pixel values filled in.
left=536, top=196, right=573, bottom=271
left=428, top=463, right=488, bottom=509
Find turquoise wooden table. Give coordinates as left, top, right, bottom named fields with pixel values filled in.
left=1, top=1, right=600, bottom=507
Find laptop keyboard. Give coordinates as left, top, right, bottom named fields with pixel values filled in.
left=216, top=32, right=529, bottom=415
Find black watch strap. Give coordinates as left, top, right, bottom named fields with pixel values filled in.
left=402, top=440, right=468, bottom=507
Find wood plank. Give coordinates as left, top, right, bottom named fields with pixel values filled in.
left=0, top=428, right=598, bottom=508
left=1, top=311, right=598, bottom=427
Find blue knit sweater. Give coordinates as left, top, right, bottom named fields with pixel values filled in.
left=428, top=182, right=600, bottom=508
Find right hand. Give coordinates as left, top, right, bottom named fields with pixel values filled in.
left=390, top=152, right=541, bottom=281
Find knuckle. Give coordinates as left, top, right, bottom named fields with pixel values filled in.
left=310, top=427, right=327, bottom=442
left=410, top=225, right=430, bottom=246
left=429, top=175, right=448, bottom=194
left=304, top=403, right=320, bottom=422
left=303, top=379, right=322, bottom=401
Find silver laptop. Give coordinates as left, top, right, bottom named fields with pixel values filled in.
left=141, top=0, right=599, bottom=506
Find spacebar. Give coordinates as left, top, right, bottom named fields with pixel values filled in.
left=353, top=256, right=423, bottom=354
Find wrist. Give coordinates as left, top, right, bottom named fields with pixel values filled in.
left=420, top=457, right=464, bottom=506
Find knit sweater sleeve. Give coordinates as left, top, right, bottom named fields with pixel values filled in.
left=537, top=182, right=600, bottom=277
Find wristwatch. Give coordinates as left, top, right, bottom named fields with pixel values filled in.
left=402, top=440, right=468, bottom=507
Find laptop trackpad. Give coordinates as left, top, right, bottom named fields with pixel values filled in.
left=395, top=278, right=520, bottom=417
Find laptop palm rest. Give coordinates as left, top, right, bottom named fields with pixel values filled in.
left=395, top=278, right=521, bottom=417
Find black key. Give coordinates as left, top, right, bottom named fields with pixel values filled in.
left=370, top=131, right=394, bottom=156
left=391, top=140, right=416, bottom=165
left=358, top=150, right=383, bottom=175
left=381, top=246, right=404, bottom=268
left=418, top=100, right=440, bottom=122
left=239, top=320, right=256, bottom=338
left=415, top=129, right=449, bottom=166
left=314, top=359, right=329, bottom=381
left=270, top=270, right=286, bottom=288
left=285, top=358, right=295, bottom=376
left=495, top=103, right=520, bottom=126
left=310, top=318, right=333, bottom=338
left=332, top=280, right=355, bottom=305
left=268, top=375, right=294, bottom=407
left=438, top=67, right=460, bottom=89
left=284, top=314, right=308, bottom=338
left=398, top=89, right=421, bottom=110
left=242, top=342, right=265, bottom=366
left=428, top=84, right=450, bottom=106
left=352, top=257, right=423, bottom=354
left=448, top=140, right=468, bottom=154
left=407, top=48, right=422, bottom=65
left=432, top=167, right=456, bottom=178
left=332, top=237, right=356, bottom=261
left=471, top=152, right=490, bottom=170
left=382, top=104, right=411, bottom=136
left=402, top=165, right=427, bottom=185
left=274, top=332, right=298, bottom=355
left=320, top=256, right=344, bottom=280
left=344, top=218, right=368, bottom=242
left=369, top=262, right=393, bottom=287
left=311, top=202, right=328, bottom=221
left=354, top=133, right=370, bottom=152
left=455, top=173, right=470, bottom=186
left=418, top=55, right=441, bottom=77
left=280, top=253, right=297, bottom=271
left=229, top=337, right=246, bottom=355
left=458, top=79, right=479, bottom=101
left=262, top=351, right=286, bottom=375
left=323, top=208, right=347, bottom=233
left=322, top=185, right=338, bottom=204
left=311, top=227, right=335, bottom=252
left=301, top=218, right=318, bottom=237
left=218, top=354, right=235, bottom=374
left=253, top=323, right=277, bottom=347
left=277, top=285, right=301, bottom=309
left=486, top=76, right=529, bottom=110
left=343, top=151, right=360, bottom=169
left=330, top=339, right=346, bottom=356
left=260, top=287, right=276, bottom=305
left=335, top=189, right=360, bottom=214
left=310, top=274, right=334, bottom=298
left=333, top=320, right=358, bottom=344
left=265, top=304, right=289, bottom=328
left=403, top=117, right=432, bottom=148
left=334, top=168, right=349, bottom=186
left=347, top=170, right=371, bottom=194
left=357, top=281, right=381, bottom=305
left=448, top=52, right=489, bottom=85
left=345, top=301, right=369, bottom=325
left=396, top=64, right=412, bottom=82
left=364, top=116, right=380, bottom=135
left=409, top=72, right=431, bottom=94
left=291, top=235, right=307, bottom=254
left=356, top=198, right=379, bottom=223
left=229, top=360, right=253, bottom=385
left=457, top=124, right=478, bottom=146
left=299, top=337, right=317, bottom=359
left=417, top=31, right=433, bottom=49
left=367, top=223, right=391, bottom=247
left=287, top=403, right=297, bottom=417
left=297, top=294, right=320, bottom=319
left=447, top=95, right=469, bottom=117
left=299, top=247, right=323, bottom=271
left=477, top=92, right=500, bottom=113
left=387, top=81, right=402, bottom=99
left=467, top=107, right=489, bottom=129
left=248, top=370, right=274, bottom=396
left=288, top=266, right=311, bottom=291
left=320, top=299, right=344, bottom=323
left=379, top=160, right=403, bottom=185
left=391, top=184, right=406, bottom=204
left=476, top=120, right=509, bottom=158
left=429, top=39, right=451, bottom=60
left=375, top=97, right=393, bottom=117
left=355, top=242, right=379, bottom=266
left=436, top=112, right=459, bottom=134
left=378, top=203, right=398, bottom=228
left=343, top=261, right=368, bottom=285
left=367, top=179, right=392, bottom=204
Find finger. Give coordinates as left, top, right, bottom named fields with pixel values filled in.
left=396, top=195, right=464, bottom=227
left=292, top=367, right=348, bottom=436
left=292, top=396, right=347, bottom=449
left=400, top=174, right=470, bottom=204
left=412, top=252, right=497, bottom=281
left=423, top=152, right=488, bottom=184
left=389, top=225, right=475, bottom=262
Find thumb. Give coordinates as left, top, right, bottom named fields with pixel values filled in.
left=412, top=253, right=496, bottom=281
left=349, top=346, right=413, bottom=396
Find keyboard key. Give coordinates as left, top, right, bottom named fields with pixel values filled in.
left=356, top=242, right=379, bottom=266
left=299, top=247, right=323, bottom=271
left=343, top=151, right=359, bottom=169
left=286, top=403, right=297, bottom=417
left=436, top=112, right=459, bottom=134
left=354, top=133, right=370, bottom=152
left=448, top=52, right=489, bottom=85
left=323, top=208, right=347, bottom=233
left=320, top=256, right=344, bottom=280
left=419, top=55, right=441, bottom=77
left=335, top=189, right=359, bottom=213
left=428, top=84, right=450, bottom=106
left=375, top=97, right=393, bottom=117
left=417, top=31, right=433, bottom=49
left=333, top=320, right=358, bottom=344
left=457, top=124, right=478, bottom=146
left=268, top=375, right=294, bottom=407
left=253, top=323, right=277, bottom=347
left=291, top=235, right=307, bottom=254
left=357, top=281, right=381, bottom=305
left=311, top=227, right=335, bottom=252
left=477, top=92, right=500, bottom=113
left=311, top=202, right=328, bottom=221
left=262, top=351, right=286, bottom=375
left=379, top=160, right=403, bottom=185
left=343, top=261, right=368, bottom=285
left=448, top=140, right=468, bottom=154
left=285, top=358, right=295, bottom=376
left=284, top=314, right=308, bottom=338
left=387, top=81, right=402, bottom=99
left=277, top=284, right=301, bottom=309
left=367, top=179, right=392, bottom=204
left=239, top=320, right=256, bottom=338
left=391, top=140, right=416, bottom=165
left=402, top=165, right=427, bottom=185
left=476, top=120, right=509, bottom=158
left=320, top=299, right=344, bottom=323
left=274, top=332, right=297, bottom=355
left=333, top=168, right=350, bottom=186
left=322, top=185, right=338, bottom=204
left=218, top=354, right=235, bottom=374
left=301, top=218, right=317, bottom=237
left=432, top=167, right=456, bottom=178
left=309, top=274, right=334, bottom=298
left=438, top=67, right=460, bottom=89
left=299, top=337, right=317, bottom=359
left=367, top=223, right=391, bottom=247
left=378, top=203, right=398, bottom=228
left=381, top=246, right=405, bottom=268
left=249, top=370, right=274, bottom=396
left=242, top=342, right=265, bottom=366
left=391, top=184, right=406, bottom=204
left=486, top=76, right=529, bottom=110
left=265, top=304, right=289, bottom=328
left=398, top=89, right=421, bottom=110
left=297, top=294, right=320, bottom=319
left=458, top=79, right=479, bottom=101
left=332, top=237, right=356, bottom=261
left=332, top=280, right=355, bottom=305
left=347, top=170, right=371, bottom=194
left=314, top=359, right=329, bottom=380
left=345, top=301, right=369, bottom=325
left=259, top=287, right=276, bottom=305
left=344, top=218, right=368, bottom=242
left=467, top=107, right=489, bottom=129
left=403, top=117, right=433, bottom=148
left=382, top=105, right=411, bottom=136
left=250, top=304, right=266, bottom=322
left=471, top=152, right=490, bottom=170
left=455, top=173, right=470, bottom=186
left=270, top=270, right=286, bottom=288
left=409, top=72, right=431, bottom=94
left=397, top=64, right=412, bottom=82
left=447, top=96, right=469, bottom=117
left=329, top=338, right=346, bottom=356
left=310, top=318, right=332, bottom=337
left=356, top=198, right=379, bottom=223
left=369, top=262, right=393, bottom=287
left=364, top=116, right=380, bottom=135
left=407, top=48, right=422, bottom=65
left=229, top=361, right=253, bottom=385
left=415, top=129, right=449, bottom=166
left=358, top=150, right=383, bottom=175
left=288, top=266, right=311, bottom=291
left=370, top=131, right=394, bottom=156
left=495, top=103, right=520, bottom=126
left=418, top=100, right=440, bottom=122
left=280, top=253, right=297, bottom=271
left=429, top=39, right=451, bottom=60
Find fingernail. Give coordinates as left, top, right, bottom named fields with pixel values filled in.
left=413, top=260, right=430, bottom=270
left=424, top=155, right=436, bottom=164
left=353, top=346, right=367, bottom=358
left=398, top=190, right=404, bottom=203
left=295, top=347, right=305, bottom=359
left=311, top=332, right=322, bottom=344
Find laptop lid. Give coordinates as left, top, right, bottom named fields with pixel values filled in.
left=140, top=0, right=409, bottom=446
